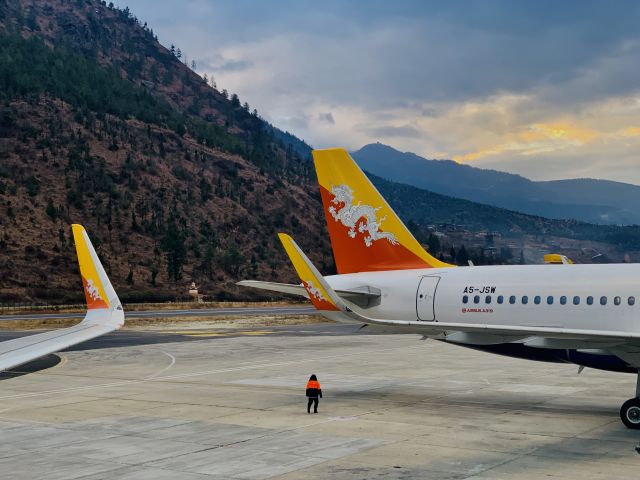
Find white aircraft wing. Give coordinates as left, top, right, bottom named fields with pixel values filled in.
left=0, top=225, right=124, bottom=372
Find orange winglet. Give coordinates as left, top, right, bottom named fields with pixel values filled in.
left=72, top=225, right=110, bottom=310
left=278, top=233, right=340, bottom=311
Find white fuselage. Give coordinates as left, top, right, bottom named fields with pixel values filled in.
left=326, top=264, right=640, bottom=335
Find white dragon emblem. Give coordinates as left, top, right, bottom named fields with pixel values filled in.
left=85, top=278, right=103, bottom=302
left=304, top=281, right=327, bottom=303
left=328, top=184, right=398, bottom=247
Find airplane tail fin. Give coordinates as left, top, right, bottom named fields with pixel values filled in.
left=313, top=148, right=453, bottom=274
left=72, top=225, right=123, bottom=326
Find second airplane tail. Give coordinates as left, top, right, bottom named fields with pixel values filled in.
left=313, top=148, right=453, bottom=274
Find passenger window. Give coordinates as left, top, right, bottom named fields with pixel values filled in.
left=614, top=296, right=621, bottom=306
left=485, top=295, right=492, bottom=304
left=560, top=296, right=567, bottom=305
left=522, top=295, right=529, bottom=304
left=629, top=296, right=636, bottom=306
left=547, top=296, right=554, bottom=305
left=600, top=296, right=607, bottom=306
left=463, top=295, right=469, bottom=304
left=474, top=295, right=480, bottom=304
left=573, top=296, right=580, bottom=305
left=509, top=295, right=516, bottom=304
left=497, top=295, right=504, bottom=304
left=534, top=296, right=541, bottom=305
left=587, top=296, right=594, bottom=305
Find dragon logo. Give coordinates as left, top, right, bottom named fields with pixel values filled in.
left=85, top=278, right=103, bottom=303
left=304, top=281, right=327, bottom=303
left=328, top=184, right=398, bottom=247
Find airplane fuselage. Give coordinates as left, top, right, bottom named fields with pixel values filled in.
left=326, top=263, right=640, bottom=373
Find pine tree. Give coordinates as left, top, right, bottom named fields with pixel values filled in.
left=457, top=245, right=469, bottom=265
left=45, top=198, right=57, bottom=220
left=150, top=264, right=159, bottom=286
left=221, top=242, right=244, bottom=276
left=161, top=215, right=187, bottom=281
left=427, top=233, right=440, bottom=254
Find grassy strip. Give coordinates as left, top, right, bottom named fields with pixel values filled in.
left=0, top=313, right=329, bottom=330
left=0, top=300, right=304, bottom=315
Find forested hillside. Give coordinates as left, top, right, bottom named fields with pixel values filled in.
left=0, top=0, right=330, bottom=304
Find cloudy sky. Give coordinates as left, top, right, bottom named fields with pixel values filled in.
left=121, top=0, right=640, bottom=183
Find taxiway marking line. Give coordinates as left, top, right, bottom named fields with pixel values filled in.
left=144, top=351, right=177, bottom=380
left=160, top=330, right=274, bottom=337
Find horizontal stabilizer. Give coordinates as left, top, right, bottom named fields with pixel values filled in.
left=238, top=280, right=381, bottom=306
left=237, top=280, right=310, bottom=298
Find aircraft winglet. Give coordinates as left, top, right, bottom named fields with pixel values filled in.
left=72, top=224, right=120, bottom=312
left=278, top=233, right=343, bottom=312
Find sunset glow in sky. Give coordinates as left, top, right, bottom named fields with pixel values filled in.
left=122, top=0, right=640, bottom=183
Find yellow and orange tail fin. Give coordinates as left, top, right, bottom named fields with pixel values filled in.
left=72, top=224, right=120, bottom=311
left=278, top=233, right=340, bottom=311
left=313, top=148, right=453, bottom=274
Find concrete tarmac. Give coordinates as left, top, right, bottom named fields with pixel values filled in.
left=0, top=323, right=639, bottom=479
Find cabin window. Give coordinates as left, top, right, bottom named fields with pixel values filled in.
left=497, top=295, right=504, bottom=304
left=474, top=295, right=480, bottom=304
left=573, top=296, right=580, bottom=305
left=560, top=296, right=567, bottom=305
left=629, top=296, right=636, bottom=306
left=485, top=295, right=492, bottom=304
left=462, top=295, right=469, bottom=304
left=534, top=296, right=541, bottom=305
left=600, top=296, right=607, bottom=306
left=522, top=295, right=529, bottom=304
left=587, top=296, right=594, bottom=305
left=614, top=296, right=621, bottom=306
left=547, top=296, right=554, bottom=305
left=509, top=295, right=516, bottom=304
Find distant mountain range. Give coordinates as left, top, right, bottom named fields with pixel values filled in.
left=352, top=143, right=640, bottom=225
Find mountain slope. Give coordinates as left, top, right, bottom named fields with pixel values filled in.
left=370, top=174, right=640, bottom=249
left=0, top=0, right=330, bottom=303
left=353, top=143, right=640, bottom=225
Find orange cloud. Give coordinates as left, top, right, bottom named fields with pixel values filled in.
left=453, top=122, right=600, bottom=163
left=620, top=126, right=640, bottom=137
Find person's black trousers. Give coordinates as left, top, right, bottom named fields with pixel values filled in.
left=307, top=397, right=319, bottom=413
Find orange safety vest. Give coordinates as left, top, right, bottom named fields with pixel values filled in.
left=306, top=380, right=320, bottom=389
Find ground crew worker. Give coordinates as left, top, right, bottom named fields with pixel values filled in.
left=306, top=374, right=322, bottom=413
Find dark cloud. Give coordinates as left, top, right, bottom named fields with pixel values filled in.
left=218, top=59, right=253, bottom=72
left=317, top=112, right=335, bottom=124
left=358, top=124, right=421, bottom=139
left=122, top=0, right=640, bottom=105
